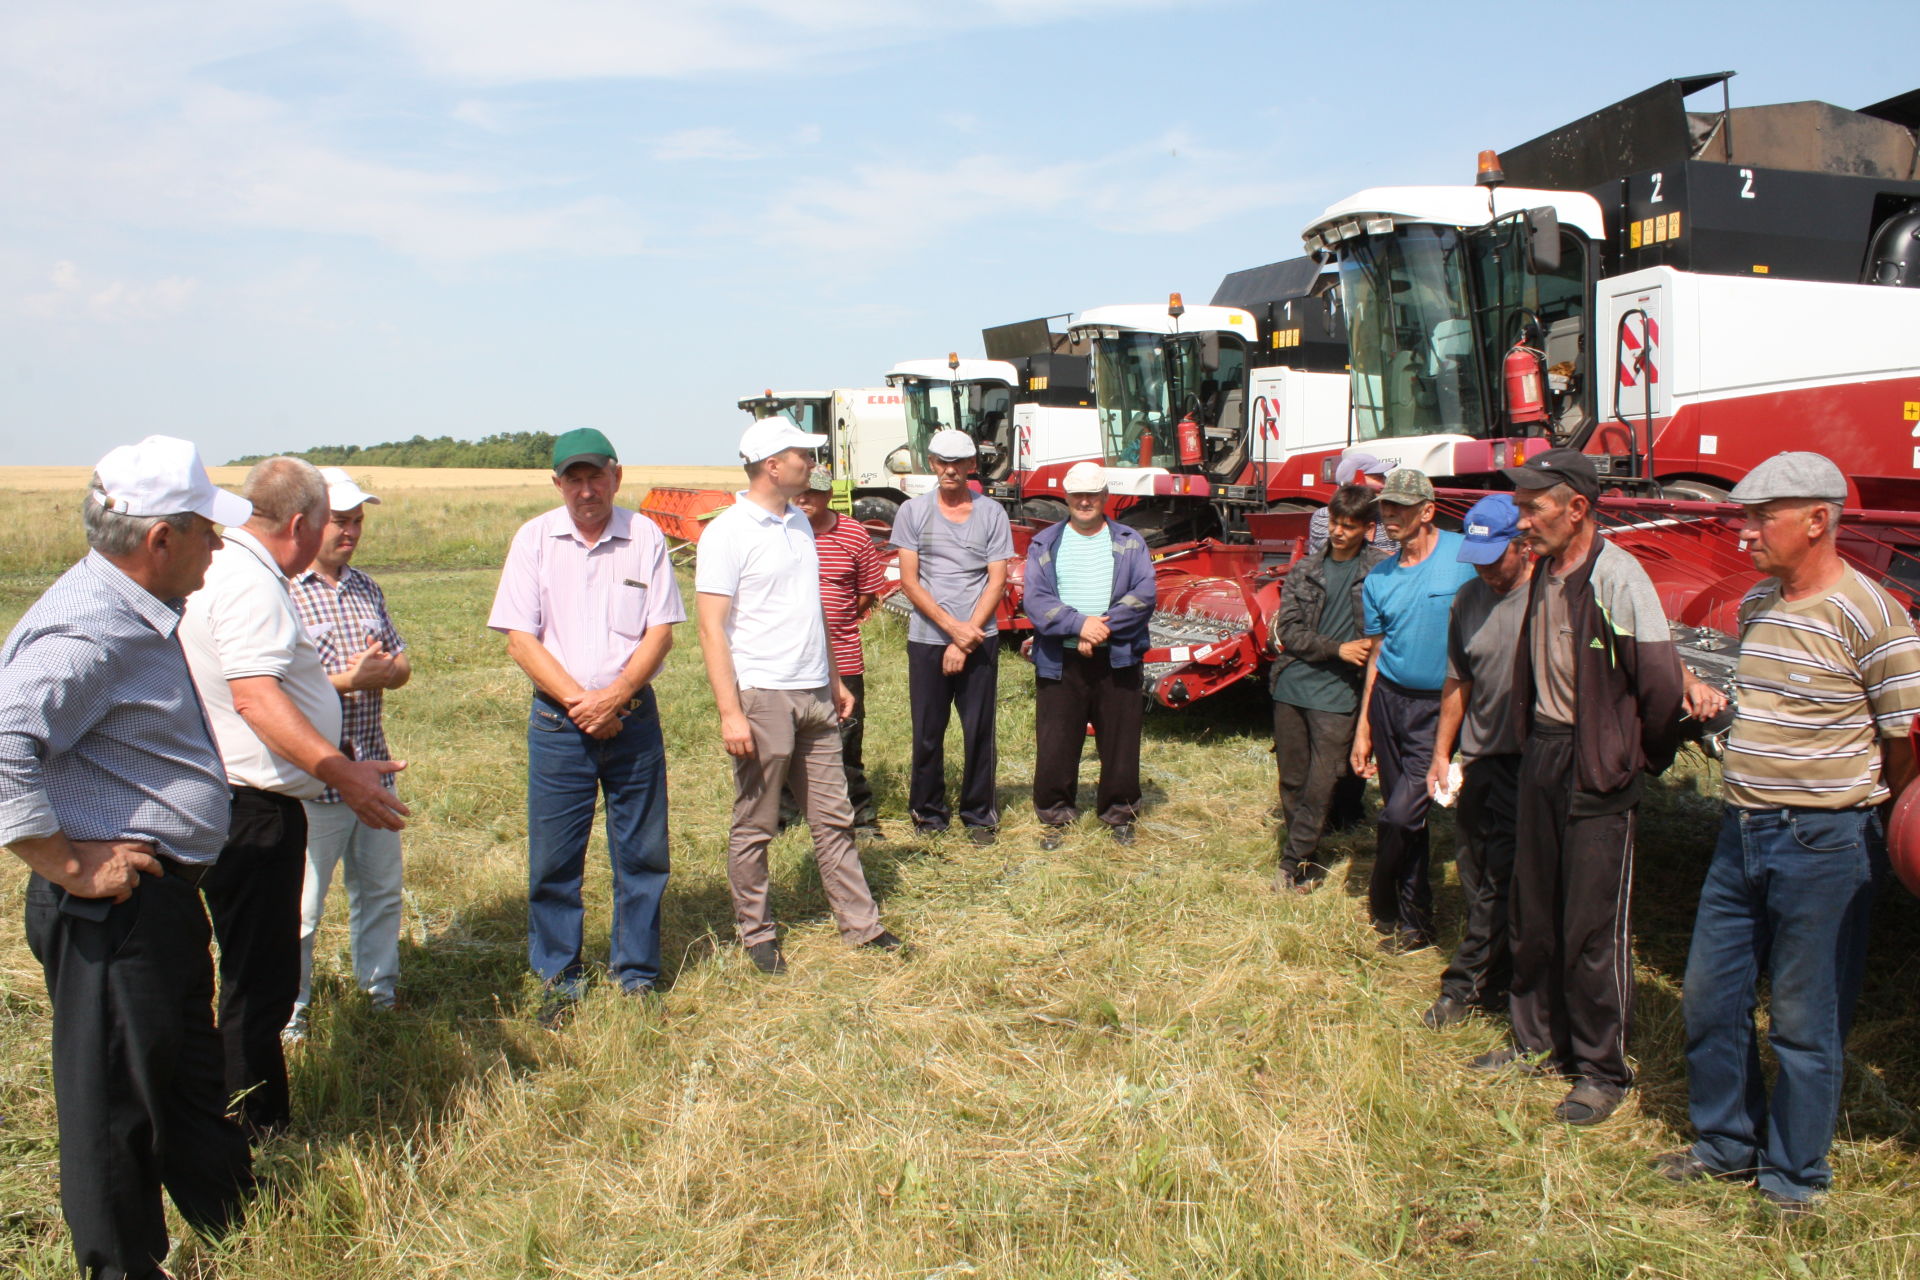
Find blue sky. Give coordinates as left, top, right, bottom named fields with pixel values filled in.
left=2, top=0, right=1910, bottom=466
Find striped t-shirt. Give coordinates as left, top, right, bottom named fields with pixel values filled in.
left=1723, top=566, right=1920, bottom=809
left=1055, top=523, right=1114, bottom=617
left=813, top=513, right=886, bottom=676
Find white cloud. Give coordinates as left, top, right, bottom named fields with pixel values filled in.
left=21, top=260, right=201, bottom=323
left=757, top=134, right=1314, bottom=266
left=451, top=98, right=519, bottom=132
left=336, top=0, right=1195, bottom=83
left=651, top=126, right=764, bottom=162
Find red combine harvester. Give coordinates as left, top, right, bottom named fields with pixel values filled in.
left=1299, top=73, right=1920, bottom=524
left=1067, top=260, right=1353, bottom=546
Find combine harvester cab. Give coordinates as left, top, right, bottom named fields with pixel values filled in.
left=1070, top=263, right=1354, bottom=546
left=1301, top=71, right=1920, bottom=581
left=640, top=387, right=912, bottom=545
left=979, top=314, right=1101, bottom=524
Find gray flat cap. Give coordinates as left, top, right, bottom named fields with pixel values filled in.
left=1728, top=452, right=1848, bottom=504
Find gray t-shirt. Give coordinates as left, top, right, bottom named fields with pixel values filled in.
left=891, top=491, right=1016, bottom=647
left=1445, top=571, right=1531, bottom=759
left=1530, top=567, right=1578, bottom=727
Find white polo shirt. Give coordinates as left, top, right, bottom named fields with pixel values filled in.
left=180, top=528, right=343, bottom=800
left=694, top=493, right=830, bottom=690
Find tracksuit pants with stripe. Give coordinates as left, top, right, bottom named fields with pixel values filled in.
left=1510, top=724, right=1638, bottom=1089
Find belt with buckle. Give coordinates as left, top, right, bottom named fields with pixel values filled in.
left=163, top=859, right=212, bottom=888
left=536, top=691, right=648, bottom=718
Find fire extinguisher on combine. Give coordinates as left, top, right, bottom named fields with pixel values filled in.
left=1503, top=336, right=1549, bottom=427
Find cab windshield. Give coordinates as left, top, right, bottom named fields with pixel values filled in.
left=1339, top=224, right=1487, bottom=442
left=901, top=379, right=1013, bottom=469
left=1093, top=331, right=1246, bottom=469
left=747, top=398, right=827, bottom=435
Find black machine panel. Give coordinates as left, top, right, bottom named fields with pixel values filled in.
left=1502, top=75, right=1920, bottom=286
left=1013, top=352, right=1092, bottom=408
left=1211, top=256, right=1349, bottom=373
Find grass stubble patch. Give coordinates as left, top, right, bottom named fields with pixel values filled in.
left=4, top=484, right=1920, bottom=1277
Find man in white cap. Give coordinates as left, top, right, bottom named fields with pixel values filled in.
left=892, top=427, right=1016, bottom=843
left=490, top=428, right=684, bottom=1025
left=1022, top=461, right=1156, bottom=848
left=1658, top=451, right=1920, bottom=1212
left=283, top=468, right=411, bottom=1042
left=697, top=418, right=902, bottom=974
left=181, top=456, right=410, bottom=1136
left=1, top=437, right=255, bottom=1277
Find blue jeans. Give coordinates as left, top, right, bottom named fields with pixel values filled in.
left=1684, top=805, right=1886, bottom=1201
left=526, top=690, right=671, bottom=992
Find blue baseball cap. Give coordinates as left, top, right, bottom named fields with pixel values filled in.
left=1457, top=493, right=1522, bottom=565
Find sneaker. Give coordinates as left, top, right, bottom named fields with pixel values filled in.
left=966, top=825, right=998, bottom=847
left=536, top=992, right=577, bottom=1031
left=1651, top=1149, right=1743, bottom=1184
left=1421, top=995, right=1473, bottom=1030
left=1109, top=823, right=1136, bottom=847
left=1757, top=1186, right=1816, bottom=1218
left=1553, top=1078, right=1626, bottom=1126
left=1039, top=825, right=1067, bottom=851
left=281, top=1007, right=309, bottom=1046
left=862, top=929, right=906, bottom=953
left=746, top=940, right=787, bottom=974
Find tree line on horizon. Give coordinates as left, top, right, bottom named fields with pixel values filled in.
left=229, top=431, right=557, bottom=469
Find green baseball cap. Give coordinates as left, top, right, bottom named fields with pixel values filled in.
left=552, top=427, right=618, bottom=474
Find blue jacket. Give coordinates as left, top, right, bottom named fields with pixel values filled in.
left=1023, top=519, right=1156, bottom=680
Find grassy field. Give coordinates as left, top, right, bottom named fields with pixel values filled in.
left=4, top=472, right=1920, bottom=1278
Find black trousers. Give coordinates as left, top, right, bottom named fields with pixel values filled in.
left=1439, top=753, right=1521, bottom=1008
left=200, top=786, right=307, bottom=1136
left=1367, top=678, right=1441, bottom=940
left=26, top=870, right=254, bottom=1280
left=1273, top=699, right=1359, bottom=880
left=781, top=674, right=874, bottom=827
left=1033, top=652, right=1144, bottom=827
left=1510, top=727, right=1638, bottom=1087
left=907, top=640, right=999, bottom=830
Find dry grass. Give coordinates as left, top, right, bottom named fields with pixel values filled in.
left=4, top=489, right=1920, bottom=1278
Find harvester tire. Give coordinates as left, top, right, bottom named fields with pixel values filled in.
left=1020, top=498, right=1070, bottom=525
left=853, top=496, right=899, bottom=527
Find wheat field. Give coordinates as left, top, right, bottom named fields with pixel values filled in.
left=3, top=470, right=1920, bottom=1279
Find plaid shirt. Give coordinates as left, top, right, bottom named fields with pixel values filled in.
left=289, top=564, right=406, bottom=803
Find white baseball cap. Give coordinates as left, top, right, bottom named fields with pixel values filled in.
left=1062, top=461, right=1108, bottom=493
left=318, top=466, right=381, bottom=512
left=739, top=416, right=828, bottom=464
left=92, top=435, right=252, bottom=527
left=928, top=428, right=977, bottom=461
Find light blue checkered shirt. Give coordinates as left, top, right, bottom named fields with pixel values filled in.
left=0, top=553, right=231, bottom=865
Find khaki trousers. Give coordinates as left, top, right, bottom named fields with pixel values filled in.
left=728, top=686, right=883, bottom=948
